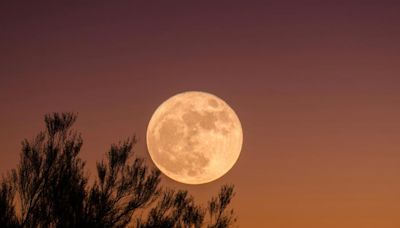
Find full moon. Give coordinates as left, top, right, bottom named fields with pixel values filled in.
left=146, top=91, right=243, bottom=184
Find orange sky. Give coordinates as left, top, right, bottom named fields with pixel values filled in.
left=1, top=1, right=400, bottom=227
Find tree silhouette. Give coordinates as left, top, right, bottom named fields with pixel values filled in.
left=0, top=113, right=236, bottom=227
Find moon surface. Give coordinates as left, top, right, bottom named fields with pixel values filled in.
left=146, top=91, right=243, bottom=184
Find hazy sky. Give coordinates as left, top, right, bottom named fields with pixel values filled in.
left=1, top=1, right=400, bottom=227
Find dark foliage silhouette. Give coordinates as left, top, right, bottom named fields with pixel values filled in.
left=85, top=138, right=161, bottom=227
left=0, top=113, right=236, bottom=227
left=0, top=179, right=18, bottom=227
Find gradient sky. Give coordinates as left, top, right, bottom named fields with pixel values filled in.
left=1, top=1, right=400, bottom=227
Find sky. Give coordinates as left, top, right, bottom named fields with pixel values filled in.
left=1, top=1, right=400, bottom=227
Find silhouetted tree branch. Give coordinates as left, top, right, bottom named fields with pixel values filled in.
left=208, top=185, right=236, bottom=228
